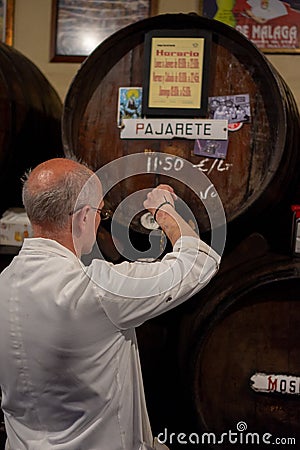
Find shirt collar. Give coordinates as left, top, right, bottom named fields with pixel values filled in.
left=21, top=237, right=80, bottom=262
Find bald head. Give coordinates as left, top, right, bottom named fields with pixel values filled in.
left=23, top=158, right=102, bottom=229
left=26, top=158, right=93, bottom=192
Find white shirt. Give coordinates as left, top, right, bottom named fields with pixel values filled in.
left=0, top=236, right=219, bottom=450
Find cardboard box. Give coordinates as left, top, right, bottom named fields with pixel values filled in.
left=0, top=208, right=32, bottom=246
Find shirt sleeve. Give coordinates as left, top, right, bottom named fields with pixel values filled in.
left=89, top=236, right=220, bottom=329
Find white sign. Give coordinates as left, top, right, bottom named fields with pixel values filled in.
left=120, top=118, right=228, bottom=140
left=250, top=372, right=300, bottom=396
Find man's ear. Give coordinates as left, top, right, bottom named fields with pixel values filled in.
left=72, top=205, right=90, bottom=237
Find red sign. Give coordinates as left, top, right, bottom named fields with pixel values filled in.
left=203, top=1, right=300, bottom=53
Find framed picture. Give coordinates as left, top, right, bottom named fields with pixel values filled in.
left=202, top=0, right=300, bottom=53
left=0, top=0, right=14, bottom=45
left=50, top=0, right=158, bottom=62
left=142, top=29, right=212, bottom=117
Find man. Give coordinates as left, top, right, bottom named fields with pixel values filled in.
left=0, top=158, right=220, bottom=450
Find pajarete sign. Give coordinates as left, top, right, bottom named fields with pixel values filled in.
left=120, top=118, right=228, bottom=140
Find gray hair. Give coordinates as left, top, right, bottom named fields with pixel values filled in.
left=22, top=166, right=101, bottom=229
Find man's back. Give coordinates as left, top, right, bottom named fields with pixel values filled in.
left=0, top=238, right=153, bottom=449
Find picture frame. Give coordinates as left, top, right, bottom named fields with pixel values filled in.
left=50, top=0, right=158, bottom=63
left=0, top=0, right=14, bottom=46
left=202, top=0, right=300, bottom=54
left=142, top=29, right=212, bottom=117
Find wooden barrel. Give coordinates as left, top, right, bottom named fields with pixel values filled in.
left=0, top=43, right=63, bottom=215
left=180, top=245, right=300, bottom=448
left=62, top=13, right=300, bottom=246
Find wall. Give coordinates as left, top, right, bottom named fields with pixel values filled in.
left=13, top=0, right=300, bottom=108
left=14, top=0, right=78, bottom=102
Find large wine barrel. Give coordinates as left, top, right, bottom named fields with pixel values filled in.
left=62, top=13, right=300, bottom=247
left=0, top=42, right=63, bottom=215
left=180, top=246, right=300, bottom=449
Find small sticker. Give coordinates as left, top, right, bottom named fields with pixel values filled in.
left=208, top=94, right=251, bottom=124
left=228, top=122, right=243, bottom=132
left=117, top=87, right=143, bottom=127
left=194, top=138, right=229, bottom=159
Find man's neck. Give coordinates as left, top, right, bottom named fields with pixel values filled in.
left=31, top=224, right=78, bottom=256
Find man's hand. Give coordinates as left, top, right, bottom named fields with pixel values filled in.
left=143, top=184, right=198, bottom=246
left=143, top=184, right=176, bottom=216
